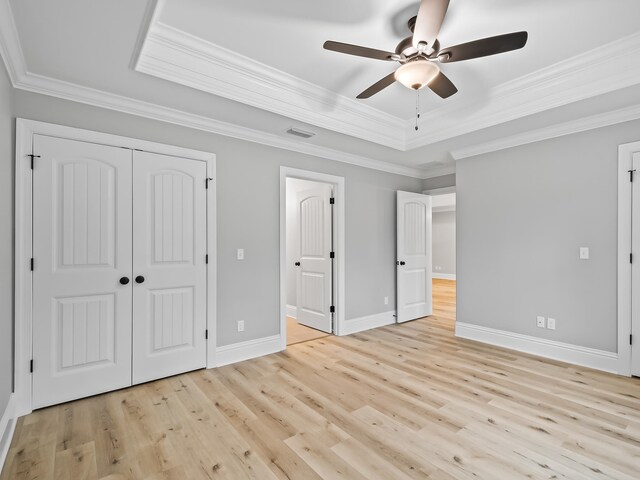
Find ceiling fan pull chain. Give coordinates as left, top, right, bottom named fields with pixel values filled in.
left=415, top=90, right=421, bottom=131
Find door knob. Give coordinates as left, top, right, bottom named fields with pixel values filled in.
left=119, top=276, right=130, bottom=285
left=399, top=261, right=406, bottom=266
left=295, top=262, right=301, bottom=267
left=135, top=275, right=145, bottom=284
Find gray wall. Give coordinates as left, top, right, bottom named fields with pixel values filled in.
left=433, top=211, right=456, bottom=276
left=457, top=119, right=640, bottom=353
left=423, top=173, right=455, bottom=190
left=0, top=62, right=14, bottom=416
left=13, top=90, right=423, bottom=346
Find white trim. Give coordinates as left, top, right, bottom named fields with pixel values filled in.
left=0, top=394, right=16, bottom=472
left=136, top=22, right=405, bottom=150
left=455, top=323, right=620, bottom=374
left=0, top=0, right=424, bottom=180
left=452, top=104, right=640, bottom=160
left=617, top=142, right=640, bottom=377
left=4, top=0, right=640, bottom=175
left=14, top=119, right=217, bottom=415
left=215, top=335, right=282, bottom=368
left=0, top=0, right=25, bottom=84
left=432, top=273, right=456, bottom=280
left=340, top=311, right=396, bottom=336
left=286, top=304, right=297, bottom=320
left=18, top=73, right=424, bottom=178
left=423, top=186, right=456, bottom=196
left=408, top=32, right=640, bottom=150
left=280, top=167, right=346, bottom=348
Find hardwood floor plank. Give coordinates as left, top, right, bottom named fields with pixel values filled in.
left=3, top=279, right=640, bottom=480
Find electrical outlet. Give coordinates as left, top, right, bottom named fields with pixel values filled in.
left=547, top=318, right=556, bottom=330
left=579, top=247, right=589, bottom=260
left=384, top=296, right=389, bottom=305
left=237, top=249, right=245, bottom=260
left=536, top=316, right=546, bottom=328
left=237, top=320, right=245, bottom=332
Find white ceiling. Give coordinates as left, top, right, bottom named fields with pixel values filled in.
left=158, top=0, right=640, bottom=119
left=3, top=0, right=640, bottom=177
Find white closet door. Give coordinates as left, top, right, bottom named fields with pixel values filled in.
left=32, top=135, right=133, bottom=409
left=132, top=151, right=208, bottom=384
left=632, top=153, right=640, bottom=376
left=396, top=191, right=433, bottom=323
left=296, top=185, right=333, bottom=333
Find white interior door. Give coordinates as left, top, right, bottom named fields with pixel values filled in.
left=32, top=135, right=133, bottom=408
left=295, top=184, right=333, bottom=333
left=632, top=153, right=640, bottom=376
left=132, top=151, right=208, bottom=384
left=397, top=191, right=433, bottom=323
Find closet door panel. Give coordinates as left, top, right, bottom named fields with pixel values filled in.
left=132, top=151, right=208, bottom=384
left=32, top=135, right=133, bottom=409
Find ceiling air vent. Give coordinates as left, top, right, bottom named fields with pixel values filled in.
left=286, top=127, right=315, bottom=139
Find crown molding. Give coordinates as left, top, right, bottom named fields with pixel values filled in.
left=15, top=72, right=426, bottom=178
left=0, top=0, right=25, bottom=84
left=3, top=0, right=639, bottom=181
left=0, top=0, right=428, bottom=179
left=407, top=32, right=640, bottom=150
left=136, top=22, right=408, bottom=150
left=451, top=103, right=640, bottom=160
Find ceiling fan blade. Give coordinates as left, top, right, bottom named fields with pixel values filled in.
left=428, top=71, right=457, bottom=99
left=356, top=72, right=397, bottom=99
left=323, top=41, right=395, bottom=61
left=412, top=0, right=450, bottom=50
left=438, top=31, right=528, bottom=63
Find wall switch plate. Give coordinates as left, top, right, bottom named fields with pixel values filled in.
left=237, top=248, right=245, bottom=260
left=547, top=318, right=556, bottom=330
left=536, top=316, right=546, bottom=328
left=237, top=320, right=245, bottom=332
left=579, top=247, right=589, bottom=260
left=384, top=296, right=389, bottom=305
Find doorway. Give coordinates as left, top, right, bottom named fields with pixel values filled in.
left=618, top=141, right=640, bottom=377
left=279, top=168, right=345, bottom=348
left=427, top=188, right=457, bottom=324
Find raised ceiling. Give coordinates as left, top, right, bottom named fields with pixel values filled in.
left=2, top=0, right=640, bottom=177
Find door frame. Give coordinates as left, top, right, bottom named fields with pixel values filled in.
left=618, top=140, right=640, bottom=377
left=14, top=118, right=217, bottom=417
left=279, top=167, right=345, bottom=349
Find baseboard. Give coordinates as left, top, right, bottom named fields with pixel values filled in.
left=433, top=273, right=456, bottom=280
left=286, top=304, right=297, bottom=319
left=340, top=310, right=396, bottom=336
left=215, top=335, right=283, bottom=368
left=455, top=322, right=619, bottom=374
left=0, top=394, right=16, bottom=473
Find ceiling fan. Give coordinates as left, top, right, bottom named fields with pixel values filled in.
left=323, top=0, right=528, bottom=100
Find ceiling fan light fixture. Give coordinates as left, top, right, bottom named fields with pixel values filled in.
left=394, top=61, right=440, bottom=90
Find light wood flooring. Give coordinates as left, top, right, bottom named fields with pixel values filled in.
left=3, top=279, right=640, bottom=479
left=287, top=316, right=330, bottom=346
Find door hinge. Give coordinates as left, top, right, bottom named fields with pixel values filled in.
left=206, top=177, right=213, bottom=189
left=330, top=306, right=335, bottom=313
left=630, top=334, right=633, bottom=345
left=205, top=329, right=209, bottom=340
left=205, top=254, right=209, bottom=264
left=28, top=154, right=40, bottom=170
left=631, top=253, right=633, bottom=264
left=630, top=169, right=637, bottom=182
left=329, top=197, right=335, bottom=205
left=30, top=258, right=34, bottom=271
left=30, top=359, right=33, bottom=373
left=330, top=251, right=335, bottom=259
